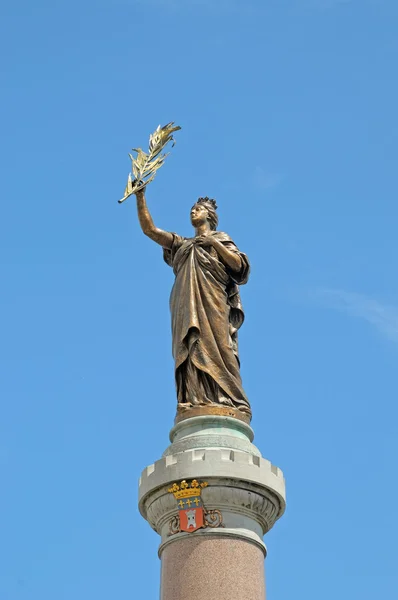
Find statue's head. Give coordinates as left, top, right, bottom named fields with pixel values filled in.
left=190, top=197, right=218, bottom=230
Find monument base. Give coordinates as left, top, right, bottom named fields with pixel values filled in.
left=175, top=404, right=251, bottom=425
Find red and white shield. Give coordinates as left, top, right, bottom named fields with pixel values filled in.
left=179, top=506, right=204, bottom=533
left=168, top=480, right=211, bottom=535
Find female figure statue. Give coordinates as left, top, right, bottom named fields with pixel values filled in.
left=135, top=189, right=251, bottom=419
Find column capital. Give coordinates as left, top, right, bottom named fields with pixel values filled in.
left=139, top=442, right=285, bottom=554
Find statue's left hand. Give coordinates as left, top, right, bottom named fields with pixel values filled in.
left=194, top=235, right=214, bottom=248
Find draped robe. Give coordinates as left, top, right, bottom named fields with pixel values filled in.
left=163, top=231, right=251, bottom=415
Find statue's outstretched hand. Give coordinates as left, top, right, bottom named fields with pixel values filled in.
left=134, top=183, right=146, bottom=198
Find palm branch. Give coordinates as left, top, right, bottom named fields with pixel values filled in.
left=118, top=122, right=181, bottom=204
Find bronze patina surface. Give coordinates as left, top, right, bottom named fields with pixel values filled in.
left=134, top=190, right=252, bottom=421
left=174, top=405, right=252, bottom=425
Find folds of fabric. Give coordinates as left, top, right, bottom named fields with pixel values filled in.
left=163, top=231, right=251, bottom=414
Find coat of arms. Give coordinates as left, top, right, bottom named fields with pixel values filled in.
left=168, top=479, right=223, bottom=535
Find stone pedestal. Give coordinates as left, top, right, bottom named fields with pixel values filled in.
left=139, top=416, right=285, bottom=600
left=160, top=537, right=265, bottom=600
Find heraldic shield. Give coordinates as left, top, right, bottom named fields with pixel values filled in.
left=168, top=479, right=208, bottom=533
left=179, top=496, right=204, bottom=532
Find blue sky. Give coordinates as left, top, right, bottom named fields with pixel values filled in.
left=1, top=0, right=397, bottom=598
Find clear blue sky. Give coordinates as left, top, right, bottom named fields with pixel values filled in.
left=1, top=0, right=397, bottom=598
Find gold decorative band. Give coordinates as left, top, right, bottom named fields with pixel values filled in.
left=175, top=405, right=252, bottom=425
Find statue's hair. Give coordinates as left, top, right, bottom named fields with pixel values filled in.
left=194, top=196, right=218, bottom=230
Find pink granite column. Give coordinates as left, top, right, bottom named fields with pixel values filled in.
left=160, top=536, right=266, bottom=600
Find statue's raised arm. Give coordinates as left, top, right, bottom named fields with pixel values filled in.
left=135, top=189, right=174, bottom=249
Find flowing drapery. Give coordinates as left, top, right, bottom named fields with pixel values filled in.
left=163, top=231, right=250, bottom=415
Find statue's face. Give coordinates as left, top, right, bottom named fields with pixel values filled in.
left=190, top=204, right=208, bottom=227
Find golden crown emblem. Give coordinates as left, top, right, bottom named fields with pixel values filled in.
left=168, top=479, right=208, bottom=500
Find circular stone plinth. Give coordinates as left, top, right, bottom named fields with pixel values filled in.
left=164, top=415, right=260, bottom=457
left=174, top=405, right=251, bottom=425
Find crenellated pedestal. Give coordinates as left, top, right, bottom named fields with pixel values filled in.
left=139, top=415, right=286, bottom=600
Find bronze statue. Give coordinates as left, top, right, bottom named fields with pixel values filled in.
left=135, top=189, right=251, bottom=420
